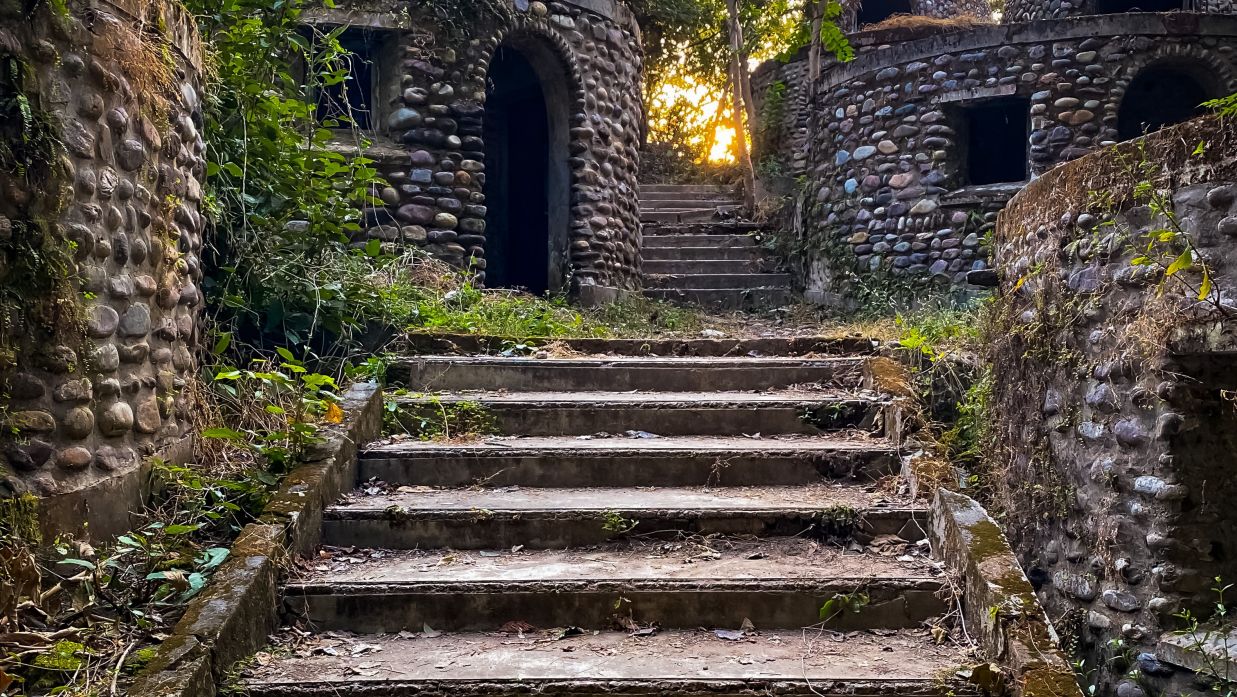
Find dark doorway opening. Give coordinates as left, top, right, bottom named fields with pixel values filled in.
left=1118, top=65, right=1210, bottom=141
left=315, top=28, right=375, bottom=130
left=483, top=40, right=571, bottom=294
left=856, top=0, right=913, bottom=28
left=962, top=98, right=1029, bottom=186
left=1094, top=0, right=1181, bottom=13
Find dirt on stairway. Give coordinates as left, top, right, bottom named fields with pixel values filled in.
left=237, top=338, right=983, bottom=697
left=640, top=184, right=794, bottom=311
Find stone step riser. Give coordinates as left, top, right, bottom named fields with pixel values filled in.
left=642, top=259, right=763, bottom=274
left=388, top=400, right=879, bottom=437
left=640, top=199, right=741, bottom=209
left=640, top=185, right=735, bottom=195
left=642, top=246, right=762, bottom=261
left=357, top=450, right=900, bottom=488
left=284, top=582, right=947, bottom=634
left=401, top=333, right=879, bottom=357
left=641, top=210, right=734, bottom=224
left=395, top=359, right=859, bottom=392
left=646, top=274, right=792, bottom=290
left=322, top=509, right=925, bottom=550
left=641, top=234, right=755, bottom=248
left=643, top=222, right=764, bottom=235
left=643, top=288, right=794, bottom=311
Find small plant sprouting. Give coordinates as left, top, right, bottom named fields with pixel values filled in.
left=819, top=591, right=870, bottom=624
left=601, top=511, right=639, bottom=536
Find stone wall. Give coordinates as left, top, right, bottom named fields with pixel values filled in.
left=753, top=14, right=1237, bottom=299
left=310, top=0, right=645, bottom=299
left=989, top=115, right=1237, bottom=696
left=0, top=0, right=205, bottom=538
left=1005, top=0, right=1237, bottom=24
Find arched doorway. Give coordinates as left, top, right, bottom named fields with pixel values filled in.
left=482, top=37, right=571, bottom=295
left=1118, top=64, right=1213, bottom=141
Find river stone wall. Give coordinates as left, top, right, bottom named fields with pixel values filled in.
left=312, top=0, right=645, bottom=299
left=1004, top=0, right=1237, bottom=23
left=989, top=115, right=1237, bottom=696
left=753, top=14, right=1237, bottom=300
left=0, top=0, right=205, bottom=538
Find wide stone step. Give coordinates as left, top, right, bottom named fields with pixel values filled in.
left=642, top=245, right=761, bottom=261
left=386, top=391, right=884, bottom=437
left=641, top=233, right=756, bottom=248
left=360, top=435, right=900, bottom=487
left=642, top=258, right=763, bottom=274
left=644, top=287, right=794, bottom=311
left=242, top=628, right=980, bottom=697
left=285, top=539, right=946, bottom=632
left=641, top=198, right=742, bottom=210
left=321, top=484, right=925, bottom=549
left=642, top=209, right=738, bottom=224
left=402, top=333, right=880, bottom=357
left=640, top=184, right=735, bottom=195
left=646, top=273, right=792, bottom=290
left=643, top=221, right=764, bottom=235
left=391, top=356, right=864, bottom=392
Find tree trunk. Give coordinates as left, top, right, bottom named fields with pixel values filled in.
left=805, top=0, right=824, bottom=162
left=725, top=0, right=757, bottom=211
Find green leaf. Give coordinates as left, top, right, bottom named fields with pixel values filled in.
left=365, top=239, right=381, bottom=257
left=198, top=548, right=230, bottom=570
left=202, top=427, right=247, bottom=441
left=212, top=332, right=233, bottom=355
left=164, top=524, right=201, bottom=535
left=1166, top=250, right=1194, bottom=276
left=1199, top=273, right=1214, bottom=301
left=62, top=558, right=96, bottom=570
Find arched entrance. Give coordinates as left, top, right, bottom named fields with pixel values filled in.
left=1117, top=64, right=1213, bottom=141
left=482, top=36, right=571, bottom=295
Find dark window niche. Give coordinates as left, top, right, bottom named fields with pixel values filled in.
left=960, top=98, right=1029, bottom=186
left=1094, top=0, right=1182, bottom=13
left=308, top=27, right=383, bottom=131
left=856, top=0, right=913, bottom=28
left=1117, top=65, right=1210, bottom=142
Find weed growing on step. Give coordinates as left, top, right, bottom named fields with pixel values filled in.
left=813, top=505, right=858, bottom=539
left=384, top=395, right=497, bottom=442
left=601, top=511, right=639, bottom=537
left=1168, top=578, right=1237, bottom=695
left=818, top=591, right=870, bottom=625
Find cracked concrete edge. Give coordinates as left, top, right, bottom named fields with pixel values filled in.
left=129, top=381, right=383, bottom=697
left=930, top=489, right=1083, bottom=697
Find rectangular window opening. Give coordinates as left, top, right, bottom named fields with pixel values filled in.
left=310, top=27, right=379, bottom=131
left=962, top=98, right=1029, bottom=186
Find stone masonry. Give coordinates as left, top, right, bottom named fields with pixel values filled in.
left=753, top=10, right=1237, bottom=298
left=0, top=0, right=206, bottom=539
left=310, top=0, right=645, bottom=299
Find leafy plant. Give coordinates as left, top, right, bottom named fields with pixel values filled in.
left=818, top=590, right=869, bottom=623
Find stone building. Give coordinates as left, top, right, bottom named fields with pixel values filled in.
left=753, top=2, right=1237, bottom=301
left=309, top=0, right=645, bottom=302
left=990, top=114, right=1237, bottom=697
left=0, top=0, right=206, bottom=538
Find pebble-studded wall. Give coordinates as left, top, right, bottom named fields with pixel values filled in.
left=754, top=14, right=1237, bottom=296
left=316, top=0, right=644, bottom=300
left=990, top=115, right=1237, bottom=696
left=1004, top=0, right=1237, bottom=24
left=0, top=0, right=205, bottom=537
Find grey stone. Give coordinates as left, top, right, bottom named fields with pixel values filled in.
left=119, top=303, right=151, bottom=337
left=1101, top=588, right=1140, bottom=612
left=116, top=139, right=148, bottom=171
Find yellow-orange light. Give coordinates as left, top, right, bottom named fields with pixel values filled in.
left=709, top=126, right=736, bottom=163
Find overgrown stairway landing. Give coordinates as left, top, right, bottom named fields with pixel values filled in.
left=641, top=184, right=793, bottom=310
left=242, top=345, right=981, bottom=696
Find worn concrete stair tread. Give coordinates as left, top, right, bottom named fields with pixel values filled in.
left=641, top=234, right=756, bottom=247
left=285, top=538, right=947, bottom=631
left=392, top=388, right=874, bottom=405
left=643, top=245, right=762, bottom=260
left=359, top=434, right=900, bottom=487
left=395, top=355, right=864, bottom=392
left=646, top=273, right=793, bottom=290
left=242, top=629, right=978, bottom=696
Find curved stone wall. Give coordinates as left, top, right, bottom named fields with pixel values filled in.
left=754, top=14, right=1237, bottom=294
left=989, top=115, right=1237, bottom=695
left=320, top=0, right=645, bottom=297
left=0, top=0, right=205, bottom=536
left=1004, top=0, right=1237, bottom=24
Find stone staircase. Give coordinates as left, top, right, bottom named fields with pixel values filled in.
left=640, top=184, right=794, bottom=310
left=239, top=345, right=992, bottom=696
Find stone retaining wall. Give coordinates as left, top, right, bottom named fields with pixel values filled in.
left=990, top=115, right=1237, bottom=695
left=754, top=14, right=1237, bottom=297
left=313, top=0, right=645, bottom=298
left=0, top=0, right=206, bottom=539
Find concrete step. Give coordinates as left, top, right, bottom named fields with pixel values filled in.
left=242, top=628, right=980, bottom=697
left=386, top=391, right=885, bottom=437
left=640, top=184, right=735, bottom=195
left=641, top=233, right=756, bottom=248
left=644, top=287, right=794, bottom=311
left=643, top=221, right=764, bottom=235
left=360, top=435, right=900, bottom=488
left=641, top=198, right=742, bottom=210
left=322, top=484, right=925, bottom=549
left=642, top=209, right=738, bottom=224
left=642, top=245, right=761, bottom=261
left=642, top=259, right=764, bottom=274
left=391, top=356, right=864, bottom=392
left=646, top=273, right=792, bottom=291
left=285, top=539, right=946, bottom=632
left=401, top=333, right=881, bottom=357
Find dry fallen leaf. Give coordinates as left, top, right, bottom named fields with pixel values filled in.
left=325, top=402, right=345, bottom=424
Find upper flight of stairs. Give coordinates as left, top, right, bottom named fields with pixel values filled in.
left=640, top=184, right=794, bottom=311
left=240, top=343, right=987, bottom=697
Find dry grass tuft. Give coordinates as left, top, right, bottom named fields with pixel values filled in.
left=867, top=355, right=917, bottom=399
left=861, top=13, right=995, bottom=33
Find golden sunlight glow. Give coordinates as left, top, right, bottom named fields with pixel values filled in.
left=709, top=126, right=736, bottom=163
